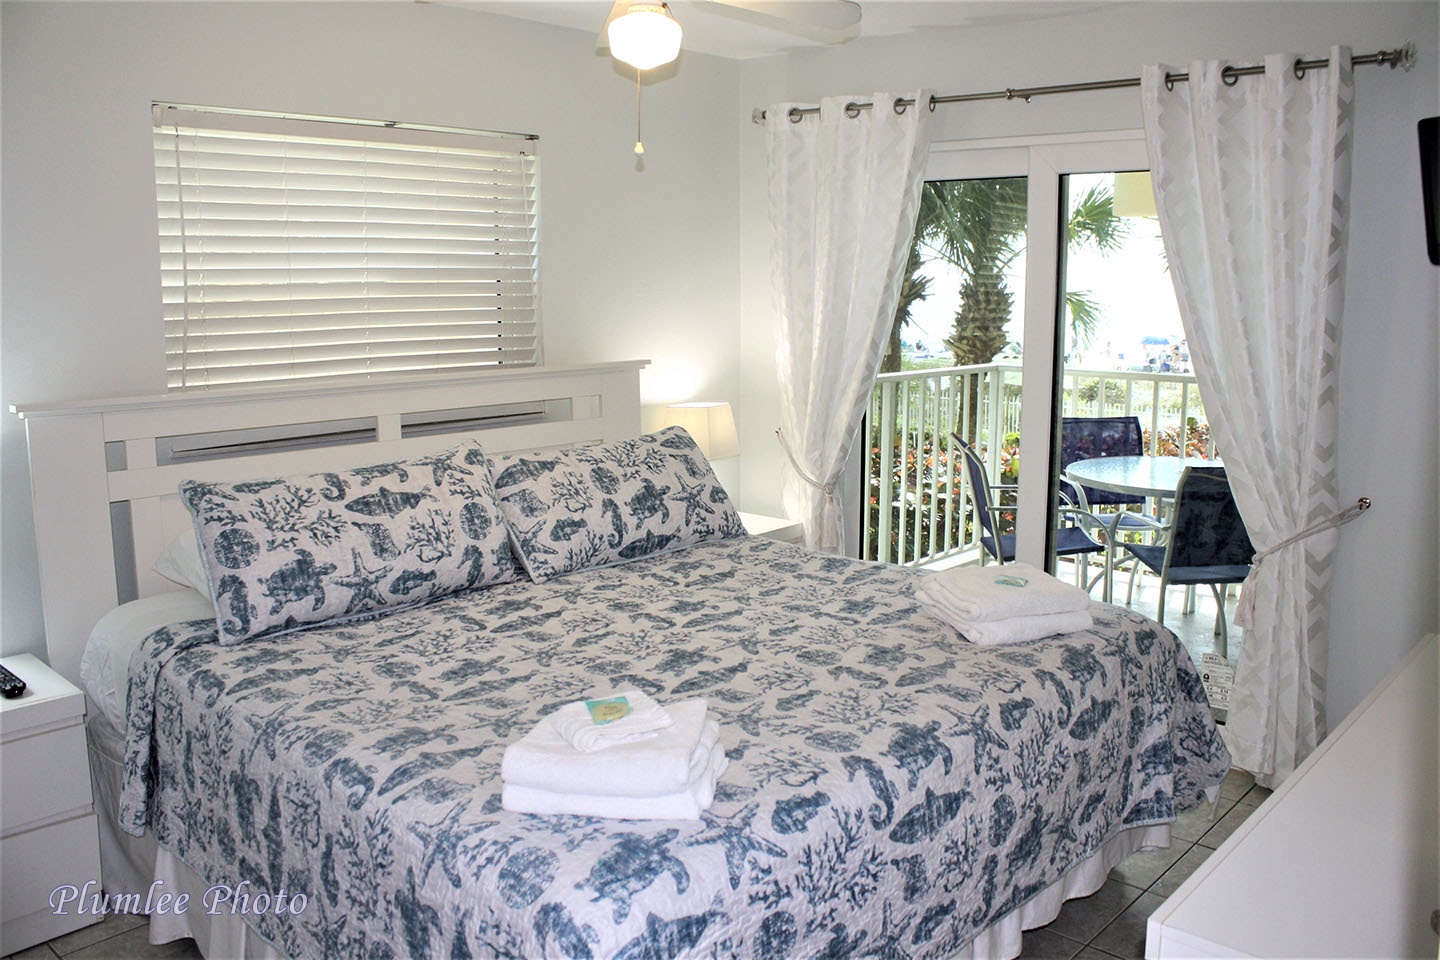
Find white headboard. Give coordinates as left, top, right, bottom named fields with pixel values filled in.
left=15, top=361, right=648, bottom=684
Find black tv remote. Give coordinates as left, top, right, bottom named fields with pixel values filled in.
left=0, top=664, right=26, bottom=699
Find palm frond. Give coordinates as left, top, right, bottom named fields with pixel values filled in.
left=1067, top=184, right=1128, bottom=253
left=1064, top=290, right=1102, bottom=351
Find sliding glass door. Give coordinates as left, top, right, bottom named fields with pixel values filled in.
left=863, top=134, right=1164, bottom=572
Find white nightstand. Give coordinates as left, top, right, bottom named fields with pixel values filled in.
left=738, top=512, right=805, bottom=545
left=0, top=654, right=103, bottom=953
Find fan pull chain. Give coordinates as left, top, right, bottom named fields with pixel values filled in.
left=634, top=71, right=646, bottom=156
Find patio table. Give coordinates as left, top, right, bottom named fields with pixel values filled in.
left=1064, top=455, right=1218, bottom=499
left=1063, top=455, right=1220, bottom=601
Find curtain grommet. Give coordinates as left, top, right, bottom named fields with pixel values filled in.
left=787, top=107, right=804, bottom=124
left=893, top=99, right=908, bottom=115
left=928, top=95, right=937, bottom=112
left=844, top=101, right=862, bottom=118
left=1164, top=72, right=1177, bottom=92
left=1293, top=58, right=1308, bottom=80
left=1221, top=65, right=1240, bottom=86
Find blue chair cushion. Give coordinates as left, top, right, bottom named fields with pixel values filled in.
left=1165, top=564, right=1252, bottom=585
left=985, top=525, right=1101, bottom=565
left=1123, top=543, right=1251, bottom=584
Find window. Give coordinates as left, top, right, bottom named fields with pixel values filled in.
left=153, top=104, right=540, bottom=391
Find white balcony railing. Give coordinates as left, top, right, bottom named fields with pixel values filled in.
left=863, top=363, right=1215, bottom=566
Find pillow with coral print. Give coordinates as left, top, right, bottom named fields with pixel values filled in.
left=180, top=440, right=520, bottom=643
left=488, top=425, right=746, bottom=582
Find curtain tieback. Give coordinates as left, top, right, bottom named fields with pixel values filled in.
left=775, top=428, right=839, bottom=500
left=1234, top=497, right=1371, bottom=628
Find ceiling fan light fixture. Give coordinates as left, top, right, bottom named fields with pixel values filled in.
left=607, top=1, right=683, bottom=70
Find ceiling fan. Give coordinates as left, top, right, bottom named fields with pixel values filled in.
left=601, top=0, right=862, bottom=67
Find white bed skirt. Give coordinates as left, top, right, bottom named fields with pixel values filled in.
left=87, top=710, right=1171, bottom=960
left=86, top=711, right=283, bottom=960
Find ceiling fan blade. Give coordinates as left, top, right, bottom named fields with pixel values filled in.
left=706, top=0, right=860, bottom=33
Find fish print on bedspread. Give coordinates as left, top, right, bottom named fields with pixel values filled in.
left=119, top=537, right=1228, bottom=959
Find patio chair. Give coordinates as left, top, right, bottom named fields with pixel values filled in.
left=1059, top=416, right=1167, bottom=596
left=1059, top=416, right=1147, bottom=507
left=1121, top=466, right=1254, bottom=656
left=954, top=434, right=1107, bottom=588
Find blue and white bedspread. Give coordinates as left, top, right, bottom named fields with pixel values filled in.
left=119, top=537, right=1228, bottom=959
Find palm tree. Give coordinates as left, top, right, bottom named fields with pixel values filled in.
left=882, top=178, right=1128, bottom=370
left=881, top=176, right=1128, bottom=447
left=880, top=245, right=932, bottom=374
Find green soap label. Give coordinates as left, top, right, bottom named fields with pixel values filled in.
left=585, top=696, right=631, bottom=725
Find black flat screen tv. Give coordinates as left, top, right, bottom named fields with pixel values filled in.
left=1421, top=116, right=1439, bottom=266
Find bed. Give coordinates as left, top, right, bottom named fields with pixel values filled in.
left=17, top=361, right=1229, bottom=960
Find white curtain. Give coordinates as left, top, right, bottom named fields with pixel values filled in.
left=767, top=93, right=932, bottom=552
left=1141, top=49, right=1354, bottom=787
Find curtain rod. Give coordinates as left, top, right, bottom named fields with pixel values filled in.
left=154, top=101, right=539, bottom=141
left=751, top=43, right=1415, bottom=123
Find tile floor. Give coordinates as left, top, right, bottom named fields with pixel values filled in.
left=1016, top=767, right=1269, bottom=959
left=4, top=565, right=1250, bottom=960
left=3, top=913, right=200, bottom=960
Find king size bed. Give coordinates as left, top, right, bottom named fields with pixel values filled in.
left=17, top=361, right=1228, bottom=960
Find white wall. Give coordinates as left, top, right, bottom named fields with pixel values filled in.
left=0, top=2, right=743, bottom=659
left=732, top=1, right=1440, bottom=725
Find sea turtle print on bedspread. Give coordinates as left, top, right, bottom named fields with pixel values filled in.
left=119, top=537, right=1228, bottom=959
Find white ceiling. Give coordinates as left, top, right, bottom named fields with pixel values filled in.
left=442, top=0, right=1121, bottom=60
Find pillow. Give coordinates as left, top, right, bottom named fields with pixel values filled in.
left=489, top=425, right=745, bottom=581
left=153, top=530, right=210, bottom=595
left=180, top=440, right=520, bottom=643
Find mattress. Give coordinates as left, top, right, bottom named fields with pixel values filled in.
left=115, top=537, right=1229, bottom=959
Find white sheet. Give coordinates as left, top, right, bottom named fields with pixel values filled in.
left=81, top=589, right=215, bottom=730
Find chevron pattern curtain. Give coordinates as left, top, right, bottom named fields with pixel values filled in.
left=766, top=93, right=932, bottom=552
left=1141, top=49, right=1354, bottom=788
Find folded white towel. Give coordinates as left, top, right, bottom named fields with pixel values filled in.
left=916, top=561, right=1090, bottom=622
left=502, top=701, right=717, bottom=798
left=947, top=609, right=1094, bottom=646
left=548, top=688, right=675, bottom=753
left=502, top=741, right=728, bottom=821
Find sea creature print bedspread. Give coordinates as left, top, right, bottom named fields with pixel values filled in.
left=119, top=537, right=1229, bottom=959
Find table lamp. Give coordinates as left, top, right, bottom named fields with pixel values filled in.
left=661, top=402, right=739, bottom=460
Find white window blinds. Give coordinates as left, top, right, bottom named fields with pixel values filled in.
left=154, top=105, right=540, bottom=390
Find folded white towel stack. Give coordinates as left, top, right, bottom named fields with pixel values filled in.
left=916, top=561, right=1093, bottom=645
left=501, top=695, right=727, bottom=821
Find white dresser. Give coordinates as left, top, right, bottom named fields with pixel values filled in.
left=1147, top=633, right=1439, bottom=958
left=0, top=654, right=104, bottom=953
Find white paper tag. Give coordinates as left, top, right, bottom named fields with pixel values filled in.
left=1199, top=652, right=1235, bottom=710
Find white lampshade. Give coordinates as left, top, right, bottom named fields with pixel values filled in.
left=607, top=1, right=683, bottom=71
left=1113, top=171, right=1158, bottom=218
left=662, top=402, right=739, bottom=460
